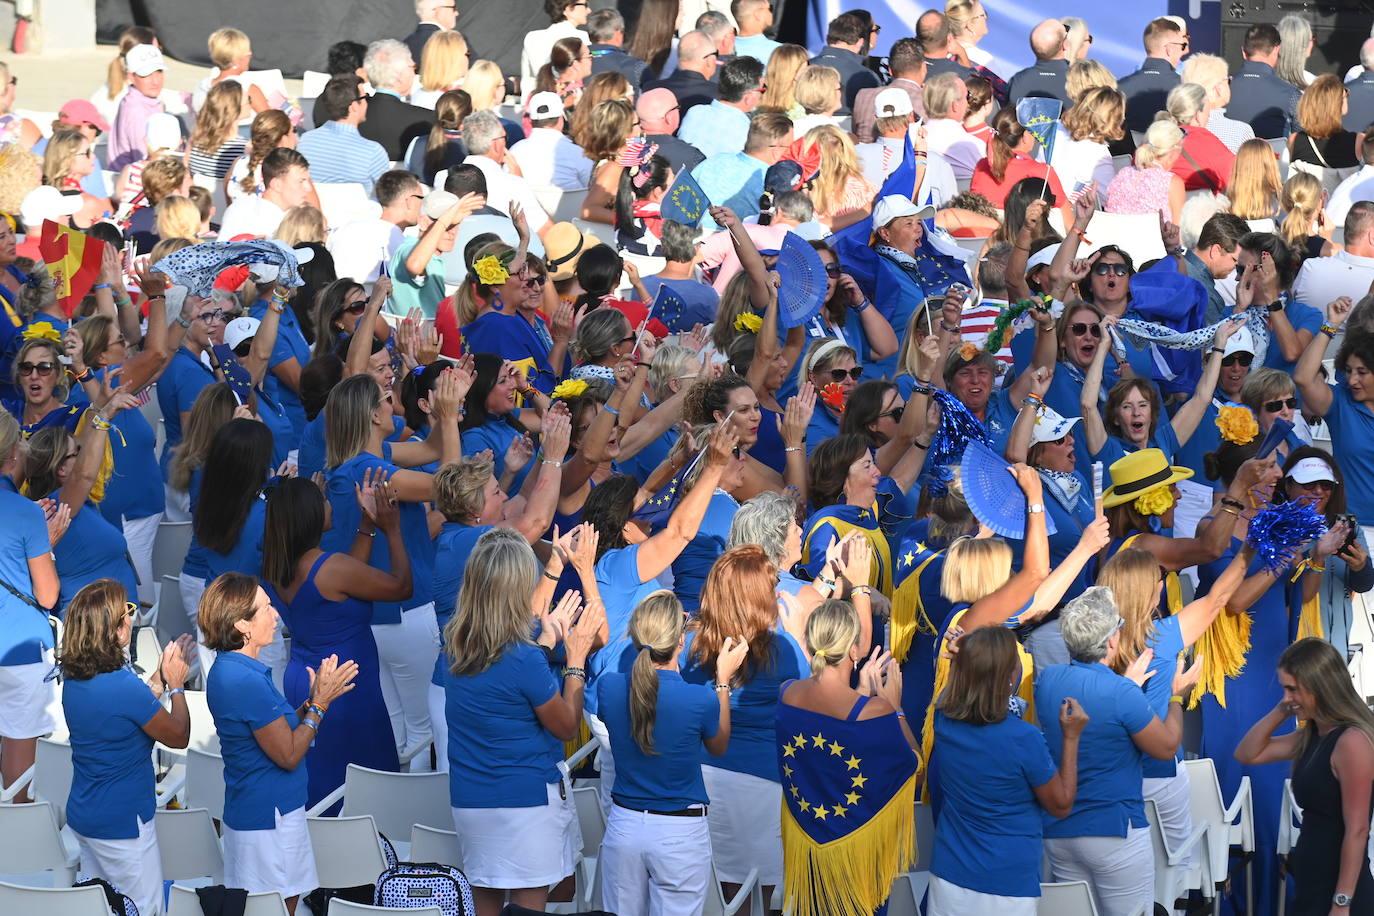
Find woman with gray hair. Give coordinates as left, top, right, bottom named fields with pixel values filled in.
left=1034, top=585, right=1199, bottom=916
left=1276, top=14, right=1316, bottom=88
left=727, top=490, right=852, bottom=613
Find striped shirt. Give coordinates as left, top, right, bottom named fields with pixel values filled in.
left=960, top=297, right=1017, bottom=382
left=296, top=120, right=390, bottom=186
left=188, top=137, right=248, bottom=180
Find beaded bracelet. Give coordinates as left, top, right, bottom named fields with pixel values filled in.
left=91, top=414, right=113, bottom=431
left=564, top=666, right=587, bottom=681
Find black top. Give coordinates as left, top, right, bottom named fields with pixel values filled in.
left=1006, top=58, right=1072, bottom=110
left=646, top=133, right=706, bottom=176
left=590, top=43, right=649, bottom=94
left=808, top=45, right=881, bottom=116
left=642, top=69, right=719, bottom=117
left=359, top=92, right=437, bottom=161
left=402, top=23, right=440, bottom=66
left=1118, top=57, right=1182, bottom=133
left=1291, top=130, right=1361, bottom=169
left=1291, top=725, right=1374, bottom=915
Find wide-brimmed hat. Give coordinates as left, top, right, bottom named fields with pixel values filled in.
left=542, top=221, right=601, bottom=282
left=1101, top=448, right=1193, bottom=509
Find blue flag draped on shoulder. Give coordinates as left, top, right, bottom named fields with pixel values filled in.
left=1015, top=97, right=1062, bottom=163
left=890, top=538, right=945, bottom=663
left=776, top=703, right=919, bottom=916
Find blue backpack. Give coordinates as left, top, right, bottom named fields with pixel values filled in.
left=373, top=861, right=476, bottom=916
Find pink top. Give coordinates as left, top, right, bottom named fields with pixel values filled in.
left=1105, top=165, right=1174, bottom=217
left=815, top=174, right=880, bottom=227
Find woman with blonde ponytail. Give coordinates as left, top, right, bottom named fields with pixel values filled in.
left=597, top=590, right=748, bottom=915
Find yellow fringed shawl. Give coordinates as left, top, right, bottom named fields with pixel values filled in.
left=889, top=548, right=942, bottom=663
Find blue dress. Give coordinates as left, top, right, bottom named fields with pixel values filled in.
left=274, top=553, right=400, bottom=809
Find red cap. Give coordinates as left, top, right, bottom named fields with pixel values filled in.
left=58, top=99, right=111, bottom=132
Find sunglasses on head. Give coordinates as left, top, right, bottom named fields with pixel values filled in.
left=1069, top=322, right=1102, bottom=339
left=1264, top=396, right=1298, bottom=413
left=1092, top=262, right=1129, bottom=277
left=828, top=367, right=863, bottom=382
left=18, top=361, right=56, bottom=377
left=1222, top=352, right=1253, bottom=368
left=823, top=262, right=842, bottom=278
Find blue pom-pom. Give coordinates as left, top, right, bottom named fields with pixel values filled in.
left=1245, top=501, right=1328, bottom=575
left=919, top=390, right=990, bottom=497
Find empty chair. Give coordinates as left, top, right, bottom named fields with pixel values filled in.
left=154, top=574, right=188, bottom=652
left=155, top=808, right=224, bottom=884
left=329, top=901, right=443, bottom=915
left=151, top=521, right=193, bottom=583
left=410, top=823, right=462, bottom=868
left=1037, top=880, right=1101, bottom=915
left=0, top=802, right=78, bottom=886
left=310, top=765, right=451, bottom=842
left=530, top=185, right=564, bottom=217
left=551, top=187, right=589, bottom=224
left=0, top=881, right=114, bottom=914
left=306, top=814, right=391, bottom=891
left=1145, top=796, right=1207, bottom=911
left=167, top=883, right=288, bottom=915
left=702, top=862, right=763, bottom=916
left=32, top=738, right=73, bottom=828
left=572, top=784, right=604, bottom=861
left=131, top=625, right=161, bottom=677
left=1183, top=757, right=1254, bottom=914
left=883, top=803, right=936, bottom=916
left=184, top=749, right=226, bottom=822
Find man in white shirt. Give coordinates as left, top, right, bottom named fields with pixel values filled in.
left=328, top=170, right=424, bottom=284
left=436, top=110, right=553, bottom=240
left=508, top=92, right=593, bottom=191
left=921, top=71, right=984, bottom=182
left=522, top=0, right=590, bottom=84
left=218, top=148, right=313, bottom=240
left=855, top=88, right=958, bottom=207
left=678, top=56, right=766, bottom=159
left=1326, top=138, right=1374, bottom=227
left=1293, top=201, right=1374, bottom=345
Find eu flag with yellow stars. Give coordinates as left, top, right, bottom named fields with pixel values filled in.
left=660, top=169, right=708, bottom=228
left=776, top=702, right=920, bottom=916
left=889, top=538, right=947, bottom=664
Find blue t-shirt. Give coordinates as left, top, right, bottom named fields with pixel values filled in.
left=97, top=369, right=164, bottom=524
left=322, top=452, right=435, bottom=624
left=1141, top=614, right=1185, bottom=779
left=249, top=301, right=311, bottom=440
left=1035, top=660, right=1154, bottom=838
left=156, top=347, right=217, bottom=472
left=1094, top=420, right=1183, bottom=488
left=462, top=416, right=531, bottom=495
left=1325, top=383, right=1374, bottom=518
left=597, top=669, right=718, bottom=809
left=254, top=387, right=298, bottom=468
left=462, top=311, right=560, bottom=395
left=1262, top=300, right=1322, bottom=375
left=680, top=629, right=810, bottom=781
left=671, top=491, right=738, bottom=614
left=63, top=667, right=162, bottom=839
left=53, top=495, right=138, bottom=612
left=930, top=712, right=1058, bottom=897
left=444, top=640, right=561, bottom=808
left=431, top=522, right=494, bottom=684
left=202, top=498, right=267, bottom=581
left=804, top=404, right=841, bottom=456
left=298, top=413, right=406, bottom=481
left=0, top=477, right=53, bottom=666
left=207, top=650, right=307, bottom=830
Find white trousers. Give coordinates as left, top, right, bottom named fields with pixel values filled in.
left=76, top=816, right=163, bottom=916
left=599, top=806, right=712, bottom=916
left=1144, top=766, right=1195, bottom=870
left=1044, top=826, right=1154, bottom=916
left=428, top=682, right=448, bottom=773
left=372, top=602, right=439, bottom=770
left=700, top=766, right=783, bottom=887
left=586, top=711, right=617, bottom=817
left=122, top=512, right=162, bottom=607
left=928, top=875, right=1036, bottom=916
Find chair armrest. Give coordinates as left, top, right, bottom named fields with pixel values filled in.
left=723, top=867, right=762, bottom=916
left=0, top=765, right=34, bottom=801
left=156, top=771, right=187, bottom=807
left=565, top=738, right=598, bottom=770
left=1223, top=776, right=1251, bottom=823
left=399, top=737, right=433, bottom=765
left=1168, top=823, right=1209, bottom=867
left=306, top=783, right=347, bottom=816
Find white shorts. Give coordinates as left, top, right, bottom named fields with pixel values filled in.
left=451, top=780, right=579, bottom=889
left=600, top=805, right=712, bottom=916
left=75, top=815, right=163, bottom=916
left=0, top=653, right=57, bottom=739
left=700, top=765, right=782, bottom=887
left=928, top=875, right=1037, bottom=916
left=222, top=806, right=318, bottom=900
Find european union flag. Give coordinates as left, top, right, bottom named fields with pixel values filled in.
left=776, top=703, right=919, bottom=916
left=660, top=169, right=708, bottom=227
left=210, top=344, right=256, bottom=406
left=651, top=282, right=687, bottom=335
left=890, top=538, right=946, bottom=663
left=775, top=233, right=826, bottom=328
left=632, top=448, right=705, bottom=527
left=1015, top=97, right=1062, bottom=163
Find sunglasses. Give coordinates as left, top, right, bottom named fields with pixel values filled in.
left=1092, top=262, right=1129, bottom=277
left=828, top=367, right=864, bottom=382
left=197, top=309, right=227, bottom=323
left=1222, top=352, right=1254, bottom=368
left=1292, top=478, right=1334, bottom=491
left=61, top=445, right=82, bottom=463
left=521, top=274, right=547, bottom=289
left=823, top=262, right=842, bottom=278
left=18, top=361, right=56, bottom=376
left=1263, top=396, right=1298, bottom=413
left=339, top=300, right=368, bottom=317
left=618, top=335, right=637, bottom=345
left=878, top=405, right=904, bottom=422
left=1069, top=323, right=1102, bottom=339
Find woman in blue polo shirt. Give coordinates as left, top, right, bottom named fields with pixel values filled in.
left=598, top=591, right=746, bottom=916
left=61, top=579, right=193, bottom=916
left=1035, top=587, right=1193, bottom=916
left=321, top=371, right=464, bottom=767
left=249, top=281, right=311, bottom=441
left=929, top=626, right=1084, bottom=916
left=443, top=529, right=604, bottom=915
left=203, top=572, right=358, bottom=910
left=459, top=354, right=540, bottom=494
left=156, top=295, right=225, bottom=508
left=0, top=411, right=59, bottom=805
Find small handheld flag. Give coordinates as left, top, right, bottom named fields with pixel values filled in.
left=39, top=221, right=106, bottom=317
left=659, top=169, right=708, bottom=227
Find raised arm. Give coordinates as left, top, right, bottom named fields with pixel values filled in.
left=1171, top=319, right=1241, bottom=447
left=1026, top=516, right=1111, bottom=620
left=1178, top=546, right=1254, bottom=644
left=252, top=656, right=358, bottom=770
left=59, top=389, right=137, bottom=514
left=635, top=423, right=738, bottom=582
left=404, top=194, right=482, bottom=278
left=1294, top=295, right=1349, bottom=417
left=344, top=278, right=392, bottom=380
left=241, top=285, right=287, bottom=387
left=509, top=406, right=571, bottom=543
left=388, top=366, right=469, bottom=473
left=1006, top=306, right=1060, bottom=406
left=1129, top=659, right=1193, bottom=760
left=1233, top=697, right=1304, bottom=766
left=961, top=465, right=1051, bottom=629
left=1077, top=316, right=1112, bottom=457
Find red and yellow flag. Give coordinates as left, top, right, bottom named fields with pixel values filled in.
left=38, top=220, right=105, bottom=317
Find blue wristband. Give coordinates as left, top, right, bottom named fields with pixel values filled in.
left=850, top=298, right=872, bottom=313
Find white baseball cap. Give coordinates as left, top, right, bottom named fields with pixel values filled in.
left=1025, top=243, right=1061, bottom=273
left=421, top=189, right=459, bottom=220
left=225, top=316, right=261, bottom=351
left=1286, top=456, right=1335, bottom=485
left=1030, top=404, right=1081, bottom=446
left=20, top=186, right=81, bottom=230
left=872, top=195, right=935, bottom=228
left=144, top=113, right=183, bottom=152
left=125, top=44, right=166, bottom=78
left=1223, top=325, right=1256, bottom=358
left=527, top=91, right=565, bottom=120
left=872, top=87, right=914, bottom=119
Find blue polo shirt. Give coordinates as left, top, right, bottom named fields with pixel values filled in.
left=96, top=367, right=163, bottom=525
left=431, top=522, right=494, bottom=685
left=581, top=544, right=663, bottom=719
left=249, top=301, right=311, bottom=440
left=63, top=667, right=162, bottom=839
left=203, top=497, right=267, bottom=581
left=53, top=496, right=138, bottom=612
left=461, top=415, right=531, bottom=494
left=1036, top=660, right=1154, bottom=838
left=1141, top=614, right=1185, bottom=779
left=597, top=669, right=717, bottom=810
left=1263, top=300, right=1322, bottom=375
left=462, top=311, right=560, bottom=395
left=805, top=404, right=841, bottom=456
left=930, top=712, right=1058, bottom=897
left=1326, top=383, right=1374, bottom=518
left=444, top=640, right=561, bottom=808
left=207, top=650, right=307, bottom=830
left=322, top=451, right=435, bottom=624
left=671, top=491, right=738, bottom=614
left=0, top=476, right=53, bottom=666
left=157, top=347, right=217, bottom=473
left=1094, top=422, right=1182, bottom=489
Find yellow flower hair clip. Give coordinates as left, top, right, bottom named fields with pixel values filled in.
left=733, top=311, right=763, bottom=334
left=958, top=341, right=980, bottom=362
left=551, top=378, right=589, bottom=400
left=1134, top=486, right=1175, bottom=517
left=473, top=255, right=511, bottom=286
left=22, top=321, right=61, bottom=343
left=1214, top=404, right=1259, bottom=445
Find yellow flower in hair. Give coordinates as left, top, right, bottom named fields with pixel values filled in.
left=473, top=255, right=510, bottom=286
left=1214, top=404, right=1259, bottom=445
left=1134, top=486, right=1176, bottom=517
left=958, top=341, right=979, bottom=362
left=551, top=378, right=589, bottom=400
left=734, top=311, right=763, bottom=334
left=22, top=321, right=61, bottom=343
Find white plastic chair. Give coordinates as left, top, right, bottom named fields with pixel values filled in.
left=31, top=739, right=72, bottom=828
left=301, top=71, right=331, bottom=100
left=167, top=883, right=287, bottom=915
left=0, top=802, right=78, bottom=886
left=1182, top=757, right=1254, bottom=915
left=155, top=808, right=224, bottom=884
left=305, top=764, right=451, bottom=849
left=1144, top=796, right=1208, bottom=911
left=703, top=863, right=764, bottom=916
left=1038, top=880, right=1100, bottom=915
left=306, top=814, right=391, bottom=890
left=952, top=235, right=989, bottom=256
left=154, top=574, right=188, bottom=652
left=572, top=783, right=605, bottom=859
left=184, top=749, right=226, bottom=822
left=0, top=880, right=111, bottom=914
left=884, top=801, right=936, bottom=915
left=551, top=187, right=589, bottom=224
left=329, top=901, right=443, bottom=915
left=530, top=185, right=564, bottom=217
left=1277, top=778, right=1304, bottom=916
left=132, top=625, right=161, bottom=676
left=410, top=823, right=462, bottom=867
left=152, top=521, right=193, bottom=583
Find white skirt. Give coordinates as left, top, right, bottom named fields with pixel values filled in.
left=0, top=653, right=56, bottom=739
left=700, top=765, right=783, bottom=886
left=222, top=806, right=318, bottom=900
left=75, top=815, right=164, bottom=916
left=451, top=779, right=580, bottom=889
left=928, top=875, right=1037, bottom=916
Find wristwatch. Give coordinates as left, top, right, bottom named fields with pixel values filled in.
left=1267, top=301, right=1285, bottom=313
left=1027, top=503, right=1045, bottom=515
left=1334, top=892, right=1352, bottom=907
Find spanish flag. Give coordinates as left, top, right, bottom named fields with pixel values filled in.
left=39, top=220, right=105, bottom=317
